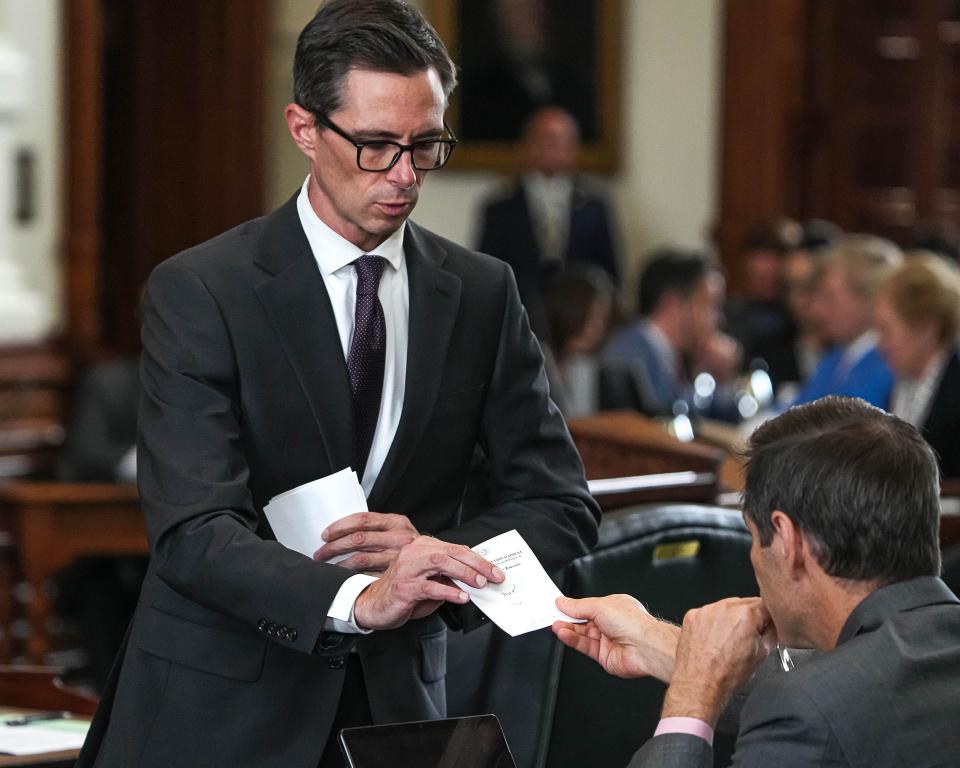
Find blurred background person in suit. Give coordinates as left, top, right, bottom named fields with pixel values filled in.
left=603, top=248, right=741, bottom=421
left=780, top=221, right=841, bottom=385
left=541, top=264, right=617, bottom=418
left=875, top=252, right=960, bottom=479
left=476, top=105, right=619, bottom=336
left=792, top=235, right=902, bottom=409
left=724, top=218, right=802, bottom=385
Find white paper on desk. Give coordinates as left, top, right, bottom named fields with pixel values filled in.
left=0, top=718, right=90, bottom=755
left=453, top=529, right=584, bottom=637
left=264, top=467, right=367, bottom=563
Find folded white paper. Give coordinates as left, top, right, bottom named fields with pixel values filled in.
left=264, top=467, right=367, bottom=563
left=453, top=529, right=584, bottom=637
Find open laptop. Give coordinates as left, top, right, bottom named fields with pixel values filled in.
left=339, top=714, right=517, bottom=768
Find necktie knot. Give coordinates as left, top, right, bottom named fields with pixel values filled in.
left=354, top=255, right=387, bottom=296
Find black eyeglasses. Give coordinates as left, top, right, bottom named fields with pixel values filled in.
left=312, top=112, right=458, bottom=172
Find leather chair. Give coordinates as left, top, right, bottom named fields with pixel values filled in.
left=447, top=503, right=757, bottom=768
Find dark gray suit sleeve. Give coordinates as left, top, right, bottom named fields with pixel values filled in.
left=137, top=258, right=353, bottom=654
left=437, top=262, right=600, bottom=573
left=727, top=679, right=837, bottom=767
left=627, top=734, right=713, bottom=768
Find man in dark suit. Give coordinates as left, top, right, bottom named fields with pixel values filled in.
left=77, top=2, right=599, bottom=766
left=476, top=107, right=619, bottom=318
left=554, top=396, right=960, bottom=767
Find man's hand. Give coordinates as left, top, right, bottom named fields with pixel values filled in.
left=313, top=512, right=418, bottom=572
left=662, top=597, right=774, bottom=727
left=551, top=595, right=681, bottom=683
left=696, top=332, right=742, bottom=383
left=352, top=535, right=505, bottom=631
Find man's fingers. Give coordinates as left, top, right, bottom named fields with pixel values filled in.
left=407, top=539, right=503, bottom=586
left=334, top=551, right=393, bottom=572
left=552, top=622, right=601, bottom=664
left=555, top=595, right=598, bottom=620
left=321, top=512, right=376, bottom=541
left=314, top=529, right=416, bottom=561
left=412, top=578, right=470, bottom=605
left=322, top=511, right=416, bottom=542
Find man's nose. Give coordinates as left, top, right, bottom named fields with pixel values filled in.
left=387, top=150, right=418, bottom=188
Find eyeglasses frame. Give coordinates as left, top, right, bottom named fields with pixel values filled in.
left=310, top=111, right=458, bottom=172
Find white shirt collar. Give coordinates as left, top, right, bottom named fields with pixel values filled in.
left=524, top=172, right=574, bottom=200
left=842, top=330, right=878, bottom=368
left=296, top=175, right=405, bottom=275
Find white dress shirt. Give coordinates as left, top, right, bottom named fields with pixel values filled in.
left=524, top=173, right=573, bottom=262
left=296, top=175, right=410, bottom=632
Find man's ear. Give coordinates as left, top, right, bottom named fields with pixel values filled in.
left=770, top=510, right=806, bottom=579
left=285, top=103, right=318, bottom=159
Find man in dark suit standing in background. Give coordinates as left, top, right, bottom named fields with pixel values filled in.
left=78, top=2, right=599, bottom=766
left=477, top=106, right=619, bottom=327
left=554, top=396, right=960, bottom=767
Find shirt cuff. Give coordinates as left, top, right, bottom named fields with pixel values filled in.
left=654, top=717, right=714, bottom=745
left=324, top=573, right=379, bottom=634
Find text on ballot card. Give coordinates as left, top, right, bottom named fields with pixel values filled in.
left=453, top=529, right=584, bottom=637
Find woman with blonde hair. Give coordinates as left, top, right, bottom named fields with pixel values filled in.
left=875, top=252, right=960, bottom=478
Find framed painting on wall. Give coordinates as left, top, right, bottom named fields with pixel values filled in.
left=429, top=0, right=622, bottom=173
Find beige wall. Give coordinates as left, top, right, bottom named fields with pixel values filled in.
left=1, top=0, right=62, bottom=338
left=265, top=0, right=723, bottom=292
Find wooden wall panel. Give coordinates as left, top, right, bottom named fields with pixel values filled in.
left=65, top=0, right=269, bottom=359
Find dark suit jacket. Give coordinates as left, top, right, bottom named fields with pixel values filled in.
left=78, top=195, right=599, bottom=768
left=921, top=347, right=960, bottom=480
left=629, top=577, right=960, bottom=767
left=477, top=180, right=619, bottom=309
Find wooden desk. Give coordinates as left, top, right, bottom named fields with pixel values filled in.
left=0, top=484, right=146, bottom=663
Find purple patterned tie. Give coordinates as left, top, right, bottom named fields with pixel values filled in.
left=347, top=255, right=387, bottom=475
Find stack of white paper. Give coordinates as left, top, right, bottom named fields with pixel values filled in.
left=264, top=468, right=367, bottom=563
left=0, top=717, right=90, bottom=756
left=453, top=529, right=584, bottom=637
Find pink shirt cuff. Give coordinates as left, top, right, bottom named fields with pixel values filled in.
left=654, top=717, right=714, bottom=745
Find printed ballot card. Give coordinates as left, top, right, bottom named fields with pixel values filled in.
left=264, top=467, right=367, bottom=563
left=453, top=529, right=584, bottom=637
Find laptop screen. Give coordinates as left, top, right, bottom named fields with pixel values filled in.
left=339, top=714, right=517, bottom=768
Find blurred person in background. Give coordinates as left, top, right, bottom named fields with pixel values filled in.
left=603, top=248, right=741, bottom=421
left=792, top=235, right=902, bottom=409
left=541, top=264, right=616, bottom=417
left=724, top=218, right=801, bottom=386
left=477, top=106, right=619, bottom=322
left=875, top=252, right=960, bottom=478
left=754, top=220, right=842, bottom=400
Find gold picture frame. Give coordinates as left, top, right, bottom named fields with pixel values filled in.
left=429, top=0, right=622, bottom=174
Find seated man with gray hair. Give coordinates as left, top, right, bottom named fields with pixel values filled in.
left=554, top=396, right=960, bottom=767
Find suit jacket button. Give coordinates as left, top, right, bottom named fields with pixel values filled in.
left=327, top=655, right=345, bottom=670
left=320, top=633, right=342, bottom=651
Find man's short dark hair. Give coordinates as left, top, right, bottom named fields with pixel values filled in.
left=637, top=248, right=709, bottom=317
left=743, top=396, right=941, bottom=584
left=293, top=0, right=457, bottom=119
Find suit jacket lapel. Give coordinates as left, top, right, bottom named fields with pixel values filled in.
left=253, top=195, right=355, bottom=475
left=368, top=223, right=462, bottom=510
